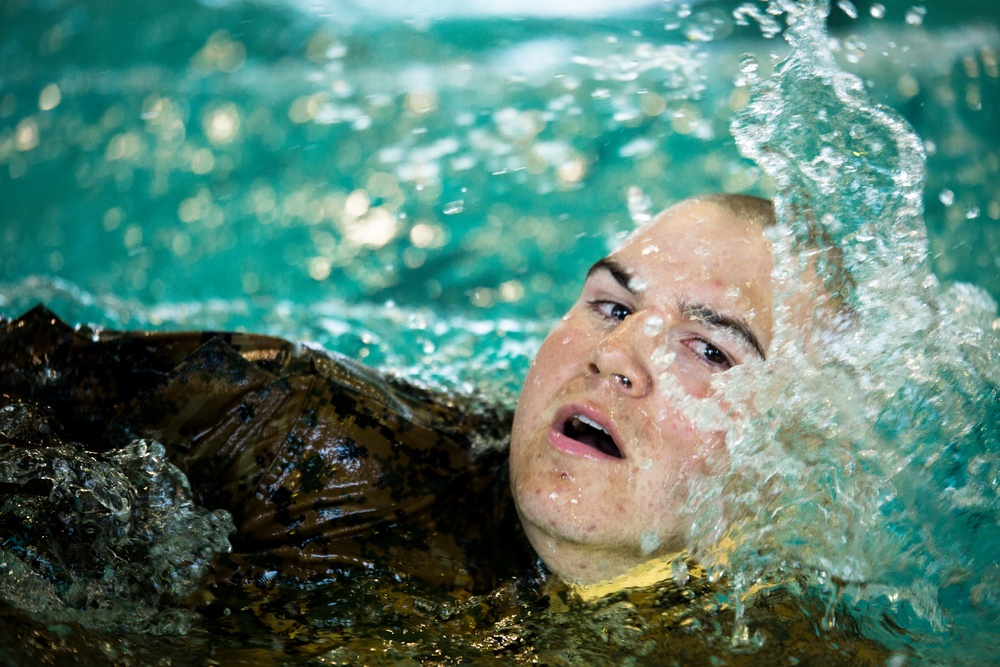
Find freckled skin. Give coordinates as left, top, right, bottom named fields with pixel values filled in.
left=509, top=199, right=775, bottom=585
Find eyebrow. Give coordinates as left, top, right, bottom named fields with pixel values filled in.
left=586, top=257, right=767, bottom=361
left=587, top=258, right=636, bottom=295
left=680, top=301, right=767, bottom=361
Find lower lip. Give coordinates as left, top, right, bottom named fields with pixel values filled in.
left=547, top=425, right=624, bottom=462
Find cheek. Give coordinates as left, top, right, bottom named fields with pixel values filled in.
left=511, top=329, right=580, bottom=462
left=522, top=324, right=589, bottom=391
left=637, top=413, right=727, bottom=485
left=665, top=356, right=714, bottom=400
left=646, top=404, right=705, bottom=449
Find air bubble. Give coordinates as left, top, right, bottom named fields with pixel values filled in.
left=837, top=0, right=858, bottom=19
left=627, top=186, right=653, bottom=226
left=905, top=5, right=927, bottom=26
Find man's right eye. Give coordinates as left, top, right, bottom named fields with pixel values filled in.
left=589, top=300, right=632, bottom=322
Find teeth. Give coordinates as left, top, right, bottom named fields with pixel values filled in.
left=574, top=414, right=608, bottom=434
left=565, top=413, right=623, bottom=459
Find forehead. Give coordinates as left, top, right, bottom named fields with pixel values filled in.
left=619, top=197, right=763, bottom=251
left=608, top=200, right=774, bottom=328
left=613, top=200, right=769, bottom=271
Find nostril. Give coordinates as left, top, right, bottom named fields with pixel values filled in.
left=587, top=363, right=601, bottom=376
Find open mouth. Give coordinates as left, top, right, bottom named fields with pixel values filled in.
left=562, top=414, right=623, bottom=459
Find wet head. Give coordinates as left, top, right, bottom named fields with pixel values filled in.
left=509, top=195, right=775, bottom=585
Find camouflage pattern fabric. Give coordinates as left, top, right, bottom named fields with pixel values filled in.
left=0, top=306, right=524, bottom=595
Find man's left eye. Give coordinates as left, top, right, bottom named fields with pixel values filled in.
left=687, top=338, right=733, bottom=370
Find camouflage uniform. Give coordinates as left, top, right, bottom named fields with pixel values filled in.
left=0, top=306, right=527, bottom=595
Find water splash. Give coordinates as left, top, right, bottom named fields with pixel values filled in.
left=0, top=401, right=234, bottom=634
left=682, top=0, right=1000, bottom=659
left=627, top=185, right=655, bottom=226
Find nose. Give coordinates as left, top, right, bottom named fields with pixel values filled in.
left=588, top=313, right=655, bottom=398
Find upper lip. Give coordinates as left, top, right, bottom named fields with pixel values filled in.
left=552, top=402, right=627, bottom=459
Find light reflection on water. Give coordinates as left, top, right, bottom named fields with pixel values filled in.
left=2, top=2, right=996, bottom=338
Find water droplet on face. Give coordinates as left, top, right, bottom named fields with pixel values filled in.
left=628, top=276, right=648, bottom=292
left=644, top=315, right=663, bottom=336
left=653, top=349, right=676, bottom=372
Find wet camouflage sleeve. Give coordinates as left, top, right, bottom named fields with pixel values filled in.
left=0, top=306, right=518, bottom=592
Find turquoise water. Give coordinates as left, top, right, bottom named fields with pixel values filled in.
left=3, top=0, right=995, bottom=393
left=1, top=0, right=999, bottom=664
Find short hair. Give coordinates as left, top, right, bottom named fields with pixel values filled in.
left=694, top=193, right=776, bottom=229
left=695, top=193, right=853, bottom=327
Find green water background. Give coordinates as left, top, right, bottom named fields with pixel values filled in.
left=1, top=0, right=998, bottom=397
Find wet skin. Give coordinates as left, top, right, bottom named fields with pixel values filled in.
left=509, top=199, right=775, bottom=584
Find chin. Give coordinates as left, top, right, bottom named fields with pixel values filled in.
left=516, top=491, right=618, bottom=547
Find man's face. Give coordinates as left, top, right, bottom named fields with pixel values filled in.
left=509, top=199, right=774, bottom=583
